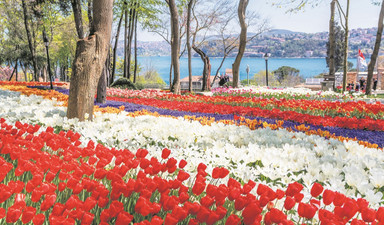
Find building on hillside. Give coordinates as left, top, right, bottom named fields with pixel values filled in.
left=180, top=75, right=221, bottom=90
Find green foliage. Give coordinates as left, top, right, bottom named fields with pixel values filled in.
left=326, top=25, right=345, bottom=72
left=273, top=66, right=300, bottom=84
left=247, top=69, right=304, bottom=87
left=111, top=78, right=138, bottom=90
left=115, top=57, right=142, bottom=77
left=135, top=68, right=166, bottom=89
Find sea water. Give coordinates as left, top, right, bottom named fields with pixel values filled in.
left=137, top=56, right=359, bottom=85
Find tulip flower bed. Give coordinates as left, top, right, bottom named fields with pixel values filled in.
left=1, top=118, right=384, bottom=225
left=212, top=86, right=349, bottom=100
left=4, top=84, right=383, bottom=148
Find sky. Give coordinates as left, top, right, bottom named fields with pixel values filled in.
left=137, top=0, right=381, bottom=42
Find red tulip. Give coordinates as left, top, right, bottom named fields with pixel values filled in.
left=242, top=203, right=262, bottom=225
left=361, top=207, right=376, bottom=222
left=323, top=189, right=335, bottom=205
left=21, top=206, right=36, bottom=224
left=179, top=159, right=187, bottom=168
left=333, top=192, right=346, bottom=207
left=40, top=194, right=56, bottom=211
left=225, top=214, right=241, bottom=225
left=0, top=207, right=5, bottom=219
left=115, top=211, right=133, bottom=225
left=151, top=216, right=164, bottom=225
left=310, top=182, right=324, bottom=197
left=32, top=214, right=45, bottom=225
left=284, top=196, right=296, bottom=210
left=177, top=170, right=190, bottom=182
left=165, top=214, right=178, bottom=225
left=286, top=182, right=303, bottom=197
left=161, top=148, right=171, bottom=159
left=298, top=203, right=317, bottom=219
left=377, top=207, right=384, bottom=222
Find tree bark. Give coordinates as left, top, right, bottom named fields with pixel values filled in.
left=88, top=0, right=93, bottom=32
left=21, top=0, right=38, bottom=81
left=366, top=0, right=384, bottom=95
left=124, top=1, right=128, bottom=78
left=71, top=0, right=85, bottom=39
left=67, top=0, right=114, bottom=121
left=193, top=46, right=211, bottom=91
left=133, top=4, right=138, bottom=83
left=187, top=0, right=193, bottom=92
left=342, top=0, right=350, bottom=92
left=127, top=1, right=136, bottom=80
left=96, top=54, right=109, bottom=104
left=232, top=0, right=249, bottom=88
left=328, top=0, right=336, bottom=88
left=111, top=9, right=124, bottom=85
left=168, top=0, right=181, bottom=94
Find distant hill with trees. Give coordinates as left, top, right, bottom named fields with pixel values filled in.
left=136, top=28, right=379, bottom=58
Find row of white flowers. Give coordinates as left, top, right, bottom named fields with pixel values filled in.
left=0, top=89, right=383, bottom=207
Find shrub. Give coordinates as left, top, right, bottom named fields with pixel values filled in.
left=111, top=78, right=137, bottom=90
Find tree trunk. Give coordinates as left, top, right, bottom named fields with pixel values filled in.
left=111, top=9, right=124, bottom=85
left=168, top=0, right=181, bottom=94
left=342, top=0, right=350, bottom=92
left=366, top=0, right=384, bottom=95
left=96, top=55, right=109, bottom=104
left=71, top=0, right=85, bottom=39
left=193, top=46, right=211, bottom=91
left=169, top=62, right=173, bottom=90
left=15, top=59, right=18, bottom=81
left=67, top=0, right=114, bottom=121
left=88, top=0, right=93, bottom=32
left=8, top=62, right=15, bottom=81
left=232, top=0, right=249, bottom=88
left=212, top=54, right=228, bottom=87
left=124, top=1, right=128, bottom=78
left=21, top=0, right=38, bottom=81
left=328, top=0, right=336, bottom=88
left=133, top=4, right=138, bottom=83
left=127, top=1, right=136, bottom=80
left=187, top=0, right=193, bottom=92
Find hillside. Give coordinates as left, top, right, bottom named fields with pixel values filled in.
left=130, top=28, right=378, bottom=58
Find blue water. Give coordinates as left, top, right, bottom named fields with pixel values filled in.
left=137, top=56, right=359, bottom=85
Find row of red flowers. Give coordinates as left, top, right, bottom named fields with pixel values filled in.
left=107, top=89, right=384, bottom=120
left=107, top=96, right=384, bottom=132
left=0, top=81, right=67, bottom=87
left=1, top=119, right=384, bottom=224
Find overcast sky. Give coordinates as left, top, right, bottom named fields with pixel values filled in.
left=137, top=0, right=381, bottom=42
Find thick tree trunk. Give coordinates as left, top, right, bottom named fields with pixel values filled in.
left=232, top=0, right=249, bottom=88
left=168, top=0, right=181, bottom=94
left=67, top=0, right=114, bottom=121
left=187, top=0, right=193, bottom=92
left=193, top=46, right=211, bottom=91
left=21, top=0, right=38, bottom=81
left=96, top=55, right=109, bottom=104
left=342, top=0, right=350, bottom=92
left=111, top=10, right=124, bottom=85
left=328, top=0, right=336, bottom=88
left=72, top=0, right=85, bottom=39
left=366, top=0, right=384, bottom=95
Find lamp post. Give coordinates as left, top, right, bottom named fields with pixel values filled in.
left=246, top=65, right=250, bottom=85
left=264, top=53, right=270, bottom=86
left=43, top=30, right=53, bottom=90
